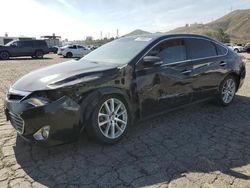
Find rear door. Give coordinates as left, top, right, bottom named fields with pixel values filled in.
left=18, top=41, right=33, bottom=56
left=185, top=38, right=228, bottom=101
left=136, top=38, right=194, bottom=117
left=76, top=45, right=86, bottom=57
left=68, top=45, right=77, bottom=57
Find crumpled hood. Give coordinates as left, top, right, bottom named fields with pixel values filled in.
left=12, top=59, right=119, bottom=91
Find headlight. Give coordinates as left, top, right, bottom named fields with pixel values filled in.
left=25, top=90, right=65, bottom=107
left=26, top=97, right=49, bottom=107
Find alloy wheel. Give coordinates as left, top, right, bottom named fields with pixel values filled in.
left=221, top=78, right=236, bottom=104
left=98, top=98, right=128, bottom=139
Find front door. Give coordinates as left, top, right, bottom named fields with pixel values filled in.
left=136, top=38, right=193, bottom=118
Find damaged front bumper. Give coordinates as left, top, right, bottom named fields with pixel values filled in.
left=4, top=96, right=82, bottom=146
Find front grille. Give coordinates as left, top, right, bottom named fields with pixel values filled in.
left=9, top=112, right=24, bottom=134
left=7, top=87, right=31, bottom=102
left=8, top=94, right=25, bottom=101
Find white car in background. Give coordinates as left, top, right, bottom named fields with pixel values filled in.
left=58, top=45, right=91, bottom=58
left=225, top=43, right=244, bottom=53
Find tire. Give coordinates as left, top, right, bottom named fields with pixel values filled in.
left=86, top=95, right=130, bottom=144
left=215, top=75, right=237, bottom=106
left=35, top=50, right=44, bottom=59
left=66, top=52, right=73, bottom=58
left=0, top=51, right=10, bottom=60
left=234, top=48, right=239, bottom=53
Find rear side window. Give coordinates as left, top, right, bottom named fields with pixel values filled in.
left=69, top=45, right=77, bottom=49
left=186, top=38, right=217, bottom=59
left=149, top=39, right=187, bottom=64
left=77, top=45, right=86, bottom=50
left=33, top=40, right=47, bottom=47
left=18, top=41, right=33, bottom=47
left=215, top=43, right=228, bottom=55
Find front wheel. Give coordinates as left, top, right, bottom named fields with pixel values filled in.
left=86, top=95, right=130, bottom=144
left=0, top=51, right=10, bottom=60
left=215, top=76, right=237, bottom=106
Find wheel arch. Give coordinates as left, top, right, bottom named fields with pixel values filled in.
left=0, top=50, right=10, bottom=58
left=66, top=51, right=73, bottom=57
left=221, top=72, right=241, bottom=92
left=78, top=87, right=135, bottom=131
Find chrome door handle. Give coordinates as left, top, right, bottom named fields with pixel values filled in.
left=182, top=70, right=192, bottom=74
left=220, top=61, right=227, bottom=66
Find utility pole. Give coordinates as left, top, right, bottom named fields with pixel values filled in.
left=100, top=31, right=103, bottom=40
left=116, top=29, right=119, bottom=38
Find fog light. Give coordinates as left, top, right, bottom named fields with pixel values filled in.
left=33, top=126, right=50, bottom=141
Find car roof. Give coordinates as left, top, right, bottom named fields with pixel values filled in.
left=124, top=33, right=215, bottom=42
left=15, top=40, right=45, bottom=42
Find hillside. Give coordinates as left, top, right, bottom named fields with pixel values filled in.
left=169, top=9, right=250, bottom=43
left=124, top=29, right=151, bottom=36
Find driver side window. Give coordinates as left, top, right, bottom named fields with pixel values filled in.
left=10, top=42, right=18, bottom=47
left=149, top=39, right=187, bottom=64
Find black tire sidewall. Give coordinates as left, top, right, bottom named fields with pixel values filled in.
left=66, top=52, right=73, bottom=58
left=88, top=95, right=130, bottom=144
left=35, top=50, right=43, bottom=59
left=234, top=49, right=239, bottom=53
left=0, top=51, right=9, bottom=60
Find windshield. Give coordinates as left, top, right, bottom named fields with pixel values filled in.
left=5, top=41, right=16, bottom=46
left=83, top=37, right=153, bottom=64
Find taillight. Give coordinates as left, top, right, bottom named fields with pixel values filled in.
left=61, top=48, right=64, bottom=51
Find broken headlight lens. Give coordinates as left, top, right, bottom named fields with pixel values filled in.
left=26, top=90, right=65, bottom=107
left=26, top=97, right=50, bottom=107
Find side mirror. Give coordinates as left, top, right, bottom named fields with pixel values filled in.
left=143, top=56, right=162, bottom=66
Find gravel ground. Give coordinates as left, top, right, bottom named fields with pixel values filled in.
left=0, top=54, right=250, bottom=188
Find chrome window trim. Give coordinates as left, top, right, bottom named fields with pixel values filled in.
left=136, top=36, right=229, bottom=67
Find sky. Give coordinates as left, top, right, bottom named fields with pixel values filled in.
left=0, top=0, right=250, bottom=40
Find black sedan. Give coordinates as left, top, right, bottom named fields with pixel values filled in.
left=4, top=34, right=246, bottom=146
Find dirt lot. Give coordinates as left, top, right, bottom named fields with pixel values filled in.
left=0, top=54, right=250, bottom=188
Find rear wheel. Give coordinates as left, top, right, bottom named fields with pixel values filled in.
left=86, top=95, right=130, bottom=144
left=0, top=51, right=10, bottom=60
left=215, top=76, right=237, bottom=106
left=234, top=48, right=239, bottom=53
left=35, top=50, right=44, bottom=59
left=66, top=52, right=73, bottom=58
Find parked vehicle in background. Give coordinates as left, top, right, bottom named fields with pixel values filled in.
left=57, top=45, right=69, bottom=55
left=87, top=45, right=98, bottom=50
left=0, top=40, right=48, bottom=60
left=4, top=34, right=246, bottom=146
left=61, top=45, right=91, bottom=58
left=48, top=46, right=59, bottom=54
left=225, top=43, right=244, bottom=53
left=243, top=43, right=250, bottom=53
left=225, top=43, right=234, bottom=51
